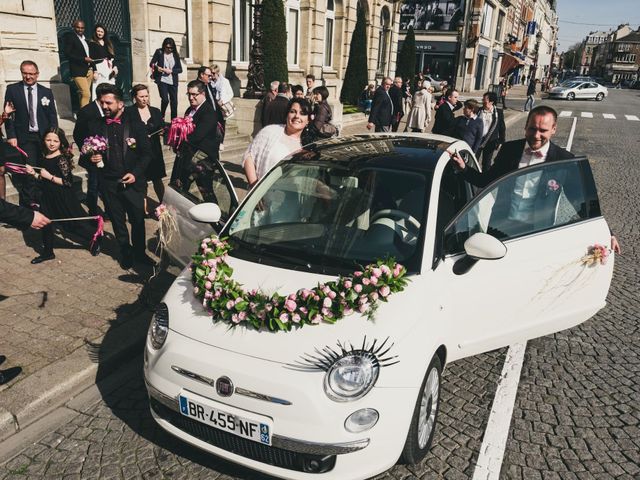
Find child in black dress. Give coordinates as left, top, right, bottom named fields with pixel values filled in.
left=26, top=128, right=100, bottom=264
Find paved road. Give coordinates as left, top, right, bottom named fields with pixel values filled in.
left=1, top=90, right=638, bottom=479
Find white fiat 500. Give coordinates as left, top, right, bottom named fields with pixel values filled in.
left=144, top=135, right=613, bottom=480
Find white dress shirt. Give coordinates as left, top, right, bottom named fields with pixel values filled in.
left=509, top=142, right=551, bottom=222
left=77, top=34, right=90, bottom=57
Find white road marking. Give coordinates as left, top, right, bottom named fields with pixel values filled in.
left=581, top=112, right=593, bottom=118
left=566, top=116, right=578, bottom=152
left=472, top=342, right=527, bottom=480
left=625, top=115, right=640, bottom=121
left=559, top=111, right=572, bottom=117
left=603, top=114, right=616, bottom=119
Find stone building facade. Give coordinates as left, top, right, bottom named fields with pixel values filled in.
left=1, top=0, right=400, bottom=135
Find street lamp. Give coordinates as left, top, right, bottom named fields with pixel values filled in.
left=244, top=0, right=266, bottom=99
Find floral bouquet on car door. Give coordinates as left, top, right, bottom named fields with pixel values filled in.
left=81, top=135, right=108, bottom=168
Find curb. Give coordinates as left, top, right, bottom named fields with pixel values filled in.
left=0, top=304, right=152, bottom=444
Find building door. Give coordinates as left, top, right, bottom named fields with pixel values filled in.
left=54, top=0, right=133, bottom=112
left=475, top=54, right=487, bottom=90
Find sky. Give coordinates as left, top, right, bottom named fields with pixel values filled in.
left=555, top=0, right=640, bottom=52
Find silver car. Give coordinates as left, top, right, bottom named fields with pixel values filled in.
left=548, top=81, right=608, bottom=101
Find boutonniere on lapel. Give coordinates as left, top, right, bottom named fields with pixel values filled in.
left=547, top=179, right=560, bottom=192
left=126, top=137, right=137, bottom=149
left=40, top=97, right=50, bottom=107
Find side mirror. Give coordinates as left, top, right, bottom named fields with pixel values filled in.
left=189, top=203, right=221, bottom=223
left=464, top=232, right=507, bottom=260
left=453, top=233, right=506, bottom=275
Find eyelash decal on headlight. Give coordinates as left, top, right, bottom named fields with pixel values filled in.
left=287, top=336, right=399, bottom=372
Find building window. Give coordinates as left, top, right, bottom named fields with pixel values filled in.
left=324, top=0, right=335, bottom=66
left=232, top=0, right=252, bottom=62
left=377, top=7, right=391, bottom=76
left=481, top=2, right=494, bottom=37
left=287, top=0, right=300, bottom=65
left=495, top=11, right=504, bottom=42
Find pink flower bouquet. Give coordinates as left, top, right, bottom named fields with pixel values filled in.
left=81, top=135, right=108, bottom=168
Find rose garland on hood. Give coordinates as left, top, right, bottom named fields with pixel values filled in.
left=191, top=235, right=409, bottom=332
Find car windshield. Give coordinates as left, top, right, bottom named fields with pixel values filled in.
left=225, top=152, right=433, bottom=275
left=560, top=82, right=581, bottom=88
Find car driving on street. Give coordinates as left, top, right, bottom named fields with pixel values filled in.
left=548, top=81, right=608, bottom=101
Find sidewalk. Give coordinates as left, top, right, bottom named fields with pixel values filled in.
left=0, top=109, right=525, bottom=445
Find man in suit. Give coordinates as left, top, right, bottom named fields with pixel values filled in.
left=477, top=91, right=506, bottom=171
left=367, top=77, right=394, bottom=132
left=262, top=82, right=291, bottom=127
left=432, top=88, right=463, bottom=135
left=73, top=82, right=109, bottom=216
left=447, top=99, right=483, bottom=154
left=450, top=105, right=621, bottom=253
left=389, top=77, right=405, bottom=132
left=4, top=60, right=58, bottom=206
left=196, top=66, right=216, bottom=107
left=305, top=74, right=316, bottom=105
left=0, top=199, right=50, bottom=385
left=84, top=84, right=153, bottom=269
left=64, top=20, right=94, bottom=108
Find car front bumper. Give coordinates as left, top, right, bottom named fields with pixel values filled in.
left=143, top=331, right=419, bottom=480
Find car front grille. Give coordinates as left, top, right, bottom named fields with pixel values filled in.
left=150, top=398, right=336, bottom=473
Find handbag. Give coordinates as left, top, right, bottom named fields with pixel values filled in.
left=219, top=100, right=236, bottom=119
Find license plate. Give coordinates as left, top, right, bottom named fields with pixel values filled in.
left=179, top=392, right=272, bottom=445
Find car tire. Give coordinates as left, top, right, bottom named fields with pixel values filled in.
left=595, top=92, right=604, bottom=101
left=400, top=354, right=442, bottom=465
left=566, top=92, right=575, bottom=100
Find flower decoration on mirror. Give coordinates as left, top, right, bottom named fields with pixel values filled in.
left=581, top=243, right=610, bottom=266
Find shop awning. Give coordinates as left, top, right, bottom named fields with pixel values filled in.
left=500, top=53, right=525, bottom=76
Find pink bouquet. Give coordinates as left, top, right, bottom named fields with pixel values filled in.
left=81, top=135, right=108, bottom=168
left=167, top=116, right=195, bottom=149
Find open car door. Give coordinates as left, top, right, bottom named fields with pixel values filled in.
left=433, top=157, right=614, bottom=359
left=164, top=159, right=239, bottom=266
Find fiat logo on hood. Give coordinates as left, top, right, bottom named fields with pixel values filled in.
left=216, top=376, right=234, bottom=397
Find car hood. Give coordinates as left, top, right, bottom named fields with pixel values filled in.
left=163, top=256, right=422, bottom=364
left=550, top=87, right=568, bottom=92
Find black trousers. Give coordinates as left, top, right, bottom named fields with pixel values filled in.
left=11, top=133, right=42, bottom=207
left=100, top=178, right=146, bottom=256
left=157, top=82, right=178, bottom=120
left=480, top=140, right=500, bottom=172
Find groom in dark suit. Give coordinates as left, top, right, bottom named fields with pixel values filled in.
left=84, top=84, right=153, bottom=269
left=3, top=60, right=58, bottom=206
left=450, top=105, right=621, bottom=253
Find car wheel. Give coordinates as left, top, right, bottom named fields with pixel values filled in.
left=595, top=92, right=604, bottom=101
left=566, top=92, right=575, bottom=100
left=400, top=354, right=442, bottom=464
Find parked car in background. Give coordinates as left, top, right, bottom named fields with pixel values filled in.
left=145, top=134, right=614, bottom=480
left=548, top=81, right=608, bottom=101
left=423, top=75, right=447, bottom=92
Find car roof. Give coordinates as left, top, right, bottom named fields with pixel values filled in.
left=289, top=134, right=456, bottom=172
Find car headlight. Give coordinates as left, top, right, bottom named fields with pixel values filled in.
left=148, top=302, right=169, bottom=349
left=324, top=352, right=380, bottom=402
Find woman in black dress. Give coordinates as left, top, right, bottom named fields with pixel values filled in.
left=127, top=84, right=166, bottom=216
left=25, top=128, right=99, bottom=264
left=88, top=23, right=117, bottom=100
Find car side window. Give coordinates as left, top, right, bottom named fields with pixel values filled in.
left=444, top=159, right=601, bottom=255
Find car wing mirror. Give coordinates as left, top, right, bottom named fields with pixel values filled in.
left=453, top=232, right=506, bottom=275
left=189, top=202, right=222, bottom=223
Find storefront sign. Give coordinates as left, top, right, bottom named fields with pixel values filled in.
left=415, top=41, right=458, bottom=53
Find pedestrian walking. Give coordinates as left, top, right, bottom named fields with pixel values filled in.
left=367, top=77, right=394, bottom=132
left=74, top=82, right=109, bottom=216
left=524, top=77, right=537, bottom=111
left=405, top=82, right=433, bottom=132
left=403, top=79, right=413, bottom=115
left=127, top=84, right=166, bottom=216
left=84, top=84, right=153, bottom=269
left=3, top=60, right=58, bottom=207
left=389, top=77, right=405, bottom=132
left=149, top=37, right=183, bottom=122
left=432, top=88, right=462, bottom=135
left=477, top=91, right=506, bottom=171
left=64, top=20, right=94, bottom=108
